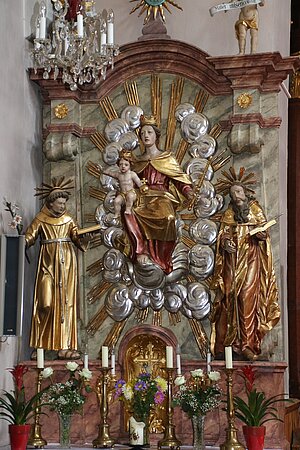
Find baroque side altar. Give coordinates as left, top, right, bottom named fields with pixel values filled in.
left=26, top=38, right=299, bottom=449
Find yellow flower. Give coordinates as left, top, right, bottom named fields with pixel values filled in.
left=155, top=376, right=167, bottom=392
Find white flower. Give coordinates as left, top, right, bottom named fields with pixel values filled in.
left=122, top=385, right=133, bottom=400
left=190, top=369, right=204, bottom=378
left=41, top=367, right=53, bottom=378
left=79, top=368, right=92, bottom=380
left=208, top=371, right=221, bottom=382
left=66, top=361, right=79, bottom=371
left=174, top=375, right=186, bottom=386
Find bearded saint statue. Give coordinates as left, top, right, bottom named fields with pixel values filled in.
left=210, top=167, right=280, bottom=361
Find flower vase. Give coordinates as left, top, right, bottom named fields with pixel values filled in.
left=191, top=415, right=205, bottom=450
left=129, top=416, right=146, bottom=446
left=58, top=413, right=72, bottom=448
left=143, top=419, right=150, bottom=447
left=242, top=425, right=266, bottom=450
left=9, top=424, right=31, bottom=450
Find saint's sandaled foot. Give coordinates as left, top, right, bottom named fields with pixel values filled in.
left=58, top=349, right=81, bottom=360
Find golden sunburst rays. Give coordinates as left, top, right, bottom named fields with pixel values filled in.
left=152, top=311, right=162, bottom=327
left=87, top=258, right=104, bottom=277
left=136, top=308, right=149, bottom=323
left=151, top=74, right=162, bottom=129
left=194, top=89, right=209, bottom=113
left=89, top=132, right=108, bottom=152
left=181, top=234, right=196, bottom=249
left=99, top=96, right=118, bottom=121
left=103, top=320, right=128, bottom=348
left=124, top=81, right=140, bottom=106
left=175, top=88, right=210, bottom=164
left=89, top=234, right=102, bottom=249
left=209, top=123, right=222, bottom=140
left=87, top=160, right=101, bottom=178
left=189, top=318, right=209, bottom=358
left=89, top=186, right=107, bottom=202
left=86, top=305, right=109, bottom=336
left=215, top=166, right=257, bottom=196
left=129, top=0, right=183, bottom=24
left=34, top=176, right=74, bottom=199
left=168, top=311, right=181, bottom=325
left=165, top=77, right=184, bottom=151
left=210, top=148, right=231, bottom=173
left=87, top=281, right=112, bottom=304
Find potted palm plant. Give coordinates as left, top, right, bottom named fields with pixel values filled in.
left=0, top=364, right=50, bottom=450
left=233, top=365, right=291, bottom=450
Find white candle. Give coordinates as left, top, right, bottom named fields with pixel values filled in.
left=111, top=347, right=116, bottom=376
left=100, top=18, right=107, bottom=51
left=166, top=346, right=173, bottom=368
left=83, top=353, right=89, bottom=369
left=39, top=16, right=46, bottom=40
left=64, top=37, right=69, bottom=55
left=176, top=345, right=181, bottom=375
left=225, top=346, right=233, bottom=369
left=107, top=10, right=114, bottom=44
left=77, top=13, right=84, bottom=38
left=102, top=346, right=109, bottom=368
left=107, top=22, right=113, bottom=44
left=100, top=30, right=107, bottom=47
left=206, top=351, right=211, bottom=373
left=35, top=23, right=40, bottom=39
left=37, top=348, right=44, bottom=369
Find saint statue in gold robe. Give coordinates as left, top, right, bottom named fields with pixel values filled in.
left=25, top=177, right=89, bottom=359
left=210, top=167, right=280, bottom=361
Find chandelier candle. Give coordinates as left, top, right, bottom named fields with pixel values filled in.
left=76, top=11, right=84, bottom=38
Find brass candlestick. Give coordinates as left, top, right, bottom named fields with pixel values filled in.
left=27, top=368, right=47, bottom=448
left=220, top=368, right=245, bottom=450
left=93, top=368, right=115, bottom=448
left=158, top=368, right=181, bottom=450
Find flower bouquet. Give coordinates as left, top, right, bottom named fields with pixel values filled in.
left=173, top=368, right=222, bottom=450
left=41, top=362, right=92, bottom=447
left=173, top=368, right=222, bottom=417
left=114, top=371, right=167, bottom=445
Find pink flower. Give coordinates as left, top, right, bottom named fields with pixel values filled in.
left=154, top=390, right=165, bottom=404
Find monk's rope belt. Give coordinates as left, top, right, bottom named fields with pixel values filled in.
left=41, top=238, right=71, bottom=244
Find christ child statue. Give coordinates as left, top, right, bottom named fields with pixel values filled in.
left=102, top=151, right=142, bottom=218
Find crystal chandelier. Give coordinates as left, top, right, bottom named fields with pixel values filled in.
left=31, top=0, right=119, bottom=91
